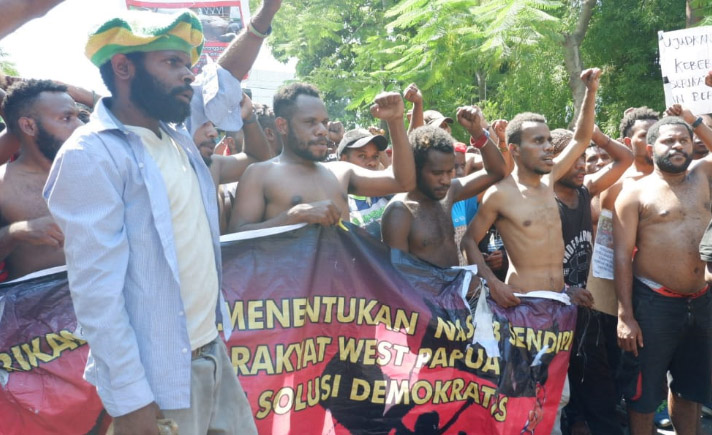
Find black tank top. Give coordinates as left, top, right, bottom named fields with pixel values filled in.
left=557, top=186, right=593, bottom=287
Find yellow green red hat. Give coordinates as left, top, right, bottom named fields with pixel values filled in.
left=85, top=9, right=204, bottom=68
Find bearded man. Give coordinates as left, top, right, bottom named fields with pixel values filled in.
left=614, top=112, right=712, bottom=435
left=43, top=4, right=281, bottom=435
left=0, top=79, right=83, bottom=280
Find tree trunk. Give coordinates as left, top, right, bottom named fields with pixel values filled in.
left=561, top=0, right=596, bottom=126
left=687, top=0, right=702, bottom=27
left=563, top=33, right=585, bottom=127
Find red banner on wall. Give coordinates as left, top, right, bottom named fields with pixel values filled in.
left=0, top=224, right=576, bottom=434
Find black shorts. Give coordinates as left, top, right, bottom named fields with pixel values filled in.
left=619, top=278, right=712, bottom=413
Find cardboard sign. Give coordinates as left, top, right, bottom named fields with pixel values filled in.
left=659, top=26, right=712, bottom=115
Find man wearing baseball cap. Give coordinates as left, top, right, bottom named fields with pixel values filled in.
left=423, top=109, right=454, bottom=133
left=338, top=128, right=390, bottom=237
left=43, top=2, right=281, bottom=434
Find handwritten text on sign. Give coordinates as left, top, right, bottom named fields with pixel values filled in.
left=658, top=26, right=712, bottom=115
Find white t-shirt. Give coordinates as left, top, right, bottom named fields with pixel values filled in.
left=126, top=126, right=218, bottom=350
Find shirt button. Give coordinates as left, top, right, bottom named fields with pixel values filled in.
left=138, top=162, right=144, bottom=169
left=178, top=311, right=184, bottom=316
left=182, top=348, right=188, bottom=353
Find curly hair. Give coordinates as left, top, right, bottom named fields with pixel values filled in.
left=409, top=125, right=454, bottom=173
left=2, top=79, right=68, bottom=134
left=619, top=106, right=659, bottom=139
left=550, top=128, right=573, bottom=156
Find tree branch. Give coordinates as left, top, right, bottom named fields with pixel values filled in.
left=572, top=0, right=596, bottom=45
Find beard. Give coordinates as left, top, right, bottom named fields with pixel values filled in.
left=35, top=121, right=65, bottom=162
left=286, top=122, right=327, bottom=162
left=655, top=150, right=692, bottom=174
left=130, top=62, right=192, bottom=123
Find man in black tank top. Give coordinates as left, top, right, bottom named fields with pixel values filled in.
left=552, top=128, right=633, bottom=435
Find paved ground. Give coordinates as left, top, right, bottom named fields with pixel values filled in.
left=647, top=416, right=712, bottom=434
left=605, top=412, right=712, bottom=434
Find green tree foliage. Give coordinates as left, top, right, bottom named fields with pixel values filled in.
left=0, top=48, right=18, bottom=76
left=266, top=0, right=694, bottom=138
left=583, top=0, right=686, bottom=134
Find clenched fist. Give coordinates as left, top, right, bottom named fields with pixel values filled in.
left=371, top=92, right=405, bottom=123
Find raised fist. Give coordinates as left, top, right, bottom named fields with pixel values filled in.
left=403, top=83, right=423, bottom=105
left=580, top=68, right=602, bottom=92
left=491, top=119, right=508, bottom=145
left=327, top=121, right=345, bottom=144
left=371, top=92, right=405, bottom=122
left=457, top=106, right=485, bottom=137
left=664, top=104, right=695, bottom=124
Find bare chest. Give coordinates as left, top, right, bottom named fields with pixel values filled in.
left=500, top=191, right=561, bottom=238
left=0, top=171, right=51, bottom=224
left=407, top=200, right=458, bottom=267
left=639, top=178, right=711, bottom=227
left=263, top=167, right=349, bottom=218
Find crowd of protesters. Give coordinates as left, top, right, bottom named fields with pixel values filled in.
left=1, top=0, right=712, bottom=434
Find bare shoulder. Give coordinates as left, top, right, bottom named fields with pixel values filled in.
left=616, top=176, right=647, bottom=203
left=689, top=154, right=712, bottom=176
left=325, top=160, right=356, bottom=181
left=243, top=157, right=282, bottom=176
left=482, top=176, right=516, bottom=203
left=383, top=193, right=412, bottom=214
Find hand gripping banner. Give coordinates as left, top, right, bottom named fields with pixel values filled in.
left=0, top=223, right=576, bottom=434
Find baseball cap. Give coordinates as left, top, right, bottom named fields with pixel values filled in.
left=337, top=128, right=388, bottom=157
left=423, top=110, right=454, bottom=128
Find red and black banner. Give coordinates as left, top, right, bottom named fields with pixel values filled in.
left=0, top=224, right=576, bottom=434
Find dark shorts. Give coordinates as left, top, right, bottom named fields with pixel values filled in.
left=619, top=278, right=712, bottom=413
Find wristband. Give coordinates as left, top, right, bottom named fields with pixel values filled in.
left=248, top=21, right=272, bottom=39
left=469, top=130, right=490, bottom=149
left=692, top=116, right=704, bottom=129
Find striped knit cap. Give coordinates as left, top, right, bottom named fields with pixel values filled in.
left=86, top=9, right=204, bottom=68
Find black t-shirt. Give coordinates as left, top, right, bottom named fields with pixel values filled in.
left=557, top=186, right=593, bottom=287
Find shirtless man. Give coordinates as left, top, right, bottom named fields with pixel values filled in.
left=598, top=107, right=659, bottom=215
left=0, top=79, right=82, bottom=280
left=460, top=68, right=601, bottom=307
left=381, top=106, right=506, bottom=268
left=614, top=111, right=712, bottom=435
left=228, top=83, right=415, bottom=231
left=191, top=94, right=273, bottom=234
left=193, top=94, right=272, bottom=186
left=584, top=143, right=611, bottom=174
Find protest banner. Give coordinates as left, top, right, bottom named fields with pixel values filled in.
left=125, top=0, right=250, bottom=73
left=659, top=26, right=712, bottom=115
left=587, top=209, right=617, bottom=317
left=0, top=224, right=576, bottom=434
